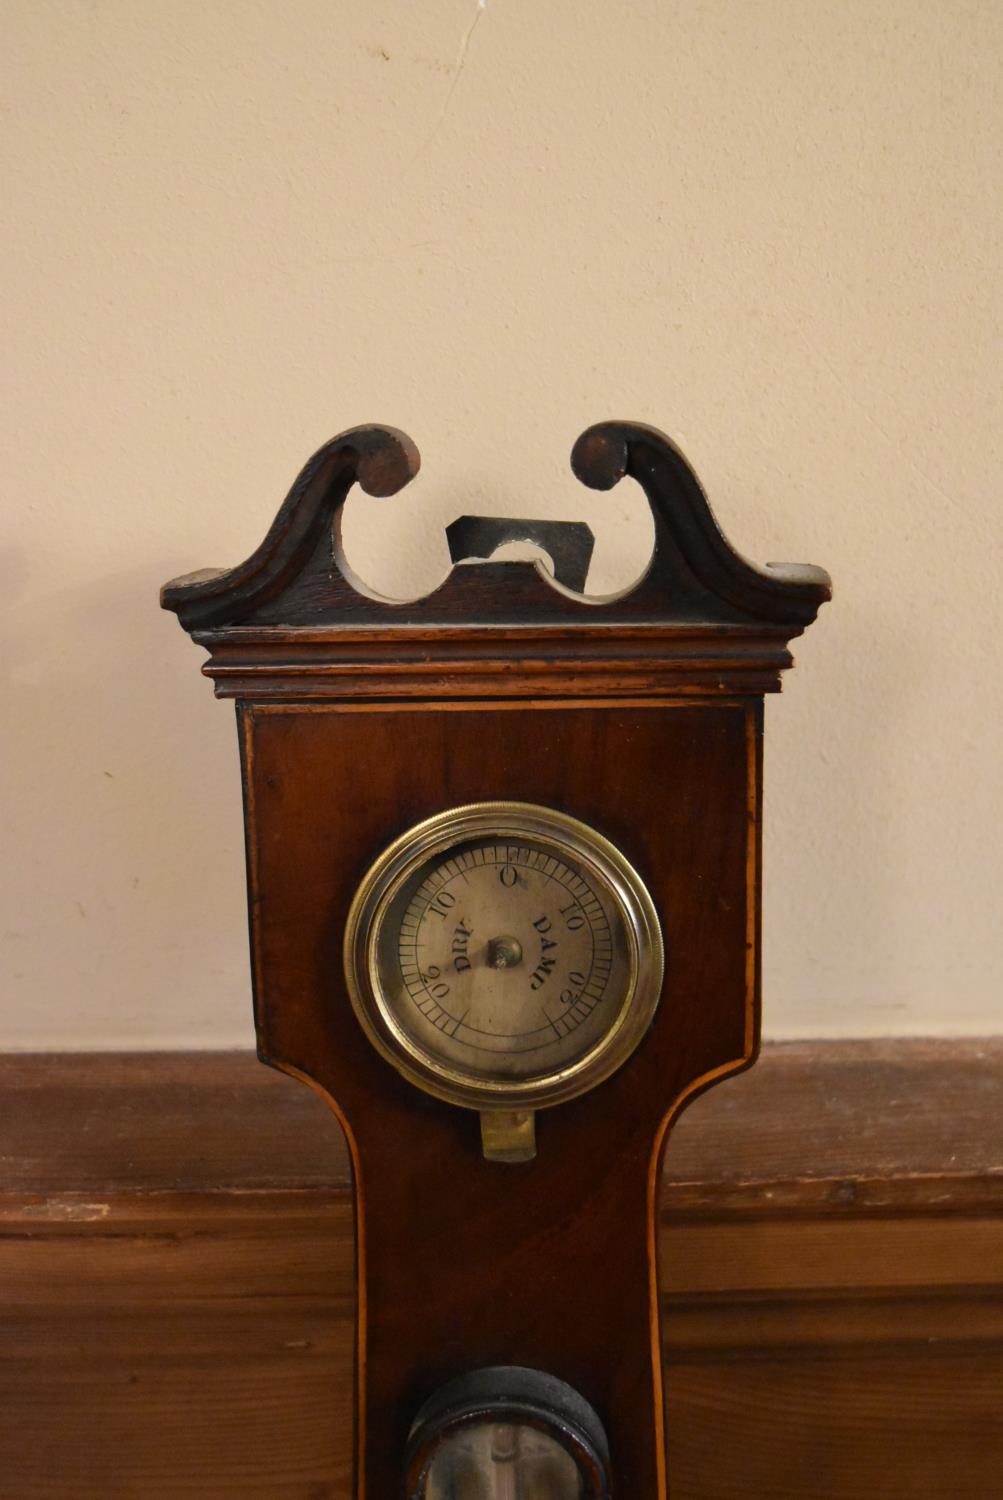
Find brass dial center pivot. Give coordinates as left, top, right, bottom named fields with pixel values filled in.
left=487, top=935, right=523, bottom=969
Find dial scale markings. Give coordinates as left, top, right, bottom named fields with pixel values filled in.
left=395, top=839, right=613, bottom=1058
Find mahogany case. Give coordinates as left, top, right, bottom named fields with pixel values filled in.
left=163, top=421, right=829, bottom=1495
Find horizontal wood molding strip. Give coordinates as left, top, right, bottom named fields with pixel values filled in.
left=3, top=1039, right=998, bottom=1214
left=2, top=1040, right=1000, bottom=1498
left=193, top=622, right=797, bottom=698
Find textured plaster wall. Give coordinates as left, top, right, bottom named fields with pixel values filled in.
left=2, top=1, right=1001, bottom=1048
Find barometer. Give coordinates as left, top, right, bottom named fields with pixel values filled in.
left=163, top=419, right=829, bottom=1496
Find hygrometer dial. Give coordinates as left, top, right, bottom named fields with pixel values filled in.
left=344, top=803, right=664, bottom=1136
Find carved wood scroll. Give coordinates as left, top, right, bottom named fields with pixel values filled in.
left=162, top=421, right=830, bottom=699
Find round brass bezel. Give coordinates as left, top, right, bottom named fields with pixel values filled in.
left=343, top=802, right=664, bottom=1111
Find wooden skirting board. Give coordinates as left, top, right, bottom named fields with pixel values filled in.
left=2, top=1039, right=1000, bottom=1499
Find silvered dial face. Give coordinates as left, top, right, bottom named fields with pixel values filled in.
left=386, top=836, right=622, bottom=1079
left=344, top=804, right=664, bottom=1111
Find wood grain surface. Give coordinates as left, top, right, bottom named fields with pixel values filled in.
left=240, top=699, right=759, bottom=1495
left=2, top=1041, right=999, bottom=1498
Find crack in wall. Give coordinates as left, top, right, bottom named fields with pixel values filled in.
left=408, top=0, right=488, bottom=169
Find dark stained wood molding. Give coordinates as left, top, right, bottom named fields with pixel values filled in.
left=3, top=1039, right=998, bottom=1215
left=2, top=1041, right=1000, bottom=1499
left=160, top=424, right=831, bottom=697
left=185, top=626, right=803, bottom=700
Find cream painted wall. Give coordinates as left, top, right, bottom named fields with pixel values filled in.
left=2, top=1, right=1001, bottom=1048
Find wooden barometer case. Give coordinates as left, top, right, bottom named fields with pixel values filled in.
left=163, top=422, right=829, bottom=1498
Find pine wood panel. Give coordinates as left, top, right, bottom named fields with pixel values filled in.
left=2, top=1042, right=1000, bottom=1498
left=7, top=1040, right=997, bottom=1209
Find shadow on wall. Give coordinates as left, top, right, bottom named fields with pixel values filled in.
left=0, top=446, right=658, bottom=1050
left=2, top=453, right=867, bottom=1047
left=1, top=546, right=251, bottom=1047
left=762, top=577, right=924, bottom=1036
